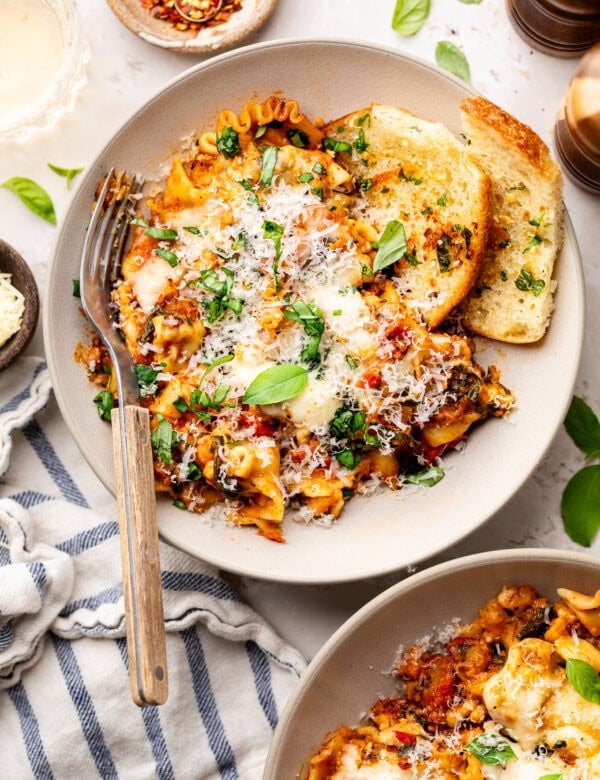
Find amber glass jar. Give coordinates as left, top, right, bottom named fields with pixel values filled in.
left=554, top=43, right=600, bottom=193
left=506, top=0, right=600, bottom=57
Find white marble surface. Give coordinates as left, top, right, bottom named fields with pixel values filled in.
left=0, top=0, right=598, bottom=662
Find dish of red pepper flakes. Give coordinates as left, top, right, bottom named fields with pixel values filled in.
left=140, top=0, right=243, bottom=32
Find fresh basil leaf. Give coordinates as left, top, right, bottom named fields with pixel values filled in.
left=155, top=247, right=179, bottom=267
left=242, top=364, right=308, bottom=405
left=566, top=658, right=600, bottom=703
left=260, top=146, right=278, bottom=187
left=134, top=363, right=164, bottom=397
left=151, top=417, right=177, bottom=464
left=335, top=447, right=363, bottom=470
left=183, top=225, right=204, bottom=235
left=145, top=226, right=179, bottom=240
left=564, top=396, right=600, bottom=459
left=298, top=172, right=314, bottom=183
left=515, top=265, right=545, bottom=295
left=93, top=390, right=114, bottom=421
left=538, top=774, right=565, bottom=780
left=373, top=220, right=407, bottom=272
left=466, top=734, right=517, bottom=766
left=561, top=465, right=600, bottom=546
left=2, top=176, right=56, bottom=224
left=286, top=128, right=309, bottom=148
left=323, top=138, right=353, bottom=154
left=391, top=0, right=431, bottom=35
left=435, top=40, right=471, bottom=83
left=405, top=466, right=444, bottom=487
left=130, top=217, right=150, bottom=228
left=216, top=126, right=240, bottom=158
left=47, top=162, right=84, bottom=189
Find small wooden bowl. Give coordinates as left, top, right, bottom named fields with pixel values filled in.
left=0, top=240, right=40, bottom=371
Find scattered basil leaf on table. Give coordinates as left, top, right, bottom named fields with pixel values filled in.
left=391, top=0, right=431, bottom=35
left=1, top=176, right=56, bottom=224
left=47, top=162, right=84, bottom=189
left=566, top=658, right=600, bottom=704
left=242, top=364, right=308, bottom=405
left=561, top=396, right=600, bottom=546
left=466, top=734, right=517, bottom=765
left=564, top=395, right=600, bottom=458
left=435, top=40, right=471, bottom=83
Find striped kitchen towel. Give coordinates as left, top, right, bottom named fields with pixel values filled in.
left=0, top=357, right=307, bottom=779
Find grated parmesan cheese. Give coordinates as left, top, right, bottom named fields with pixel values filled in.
left=0, top=273, right=25, bottom=347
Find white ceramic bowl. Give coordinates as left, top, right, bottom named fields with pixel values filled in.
left=43, top=39, right=585, bottom=584
left=264, top=548, right=600, bottom=778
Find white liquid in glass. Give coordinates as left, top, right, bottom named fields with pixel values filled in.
left=0, top=0, right=66, bottom=129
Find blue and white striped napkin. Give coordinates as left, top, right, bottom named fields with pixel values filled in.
left=0, top=356, right=306, bottom=779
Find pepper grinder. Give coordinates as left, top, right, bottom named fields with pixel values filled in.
left=554, top=43, right=600, bottom=194
left=506, top=0, right=600, bottom=58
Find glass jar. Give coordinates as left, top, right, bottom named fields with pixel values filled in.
left=0, top=0, right=89, bottom=142
left=506, top=0, right=600, bottom=58
left=554, top=43, right=600, bottom=194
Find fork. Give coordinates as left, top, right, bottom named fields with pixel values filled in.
left=80, top=168, right=169, bottom=707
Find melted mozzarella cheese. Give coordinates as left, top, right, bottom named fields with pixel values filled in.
left=130, top=253, right=180, bottom=313
left=281, top=376, right=342, bottom=429
left=310, top=286, right=377, bottom=356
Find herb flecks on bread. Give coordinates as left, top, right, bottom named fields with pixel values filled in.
left=457, top=96, right=564, bottom=344
left=323, top=104, right=492, bottom=328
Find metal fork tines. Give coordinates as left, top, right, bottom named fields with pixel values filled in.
left=80, top=168, right=169, bottom=707
left=80, top=169, right=142, bottom=406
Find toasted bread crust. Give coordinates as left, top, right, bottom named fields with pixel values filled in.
left=460, top=96, right=557, bottom=183
left=458, top=97, right=563, bottom=343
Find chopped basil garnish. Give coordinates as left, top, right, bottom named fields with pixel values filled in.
left=373, top=220, right=408, bottom=272
left=259, top=146, right=278, bottom=187
left=216, top=126, right=240, bottom=158
left=72, top=279, right=81, bottom=297
left=237, top=178, right=260, bottom=207
left=183, top=225, right=204, bottom=235
left=262, top=220, right=284, bottom=288
left=242, top=364, right=308, bottom=405
left=150, top=416, right=178, bottom=464
left=465, top=734, right=517, bottom=766
left=283, top=299, right=325, bottom=365
left=286, top=128, right=309, bottom=148
left=155, top=247, right=179, bottom=267
left=134, top=363, right=164, bottom=397
left=298, top=172, right=314, bottom=183
left=196, top=267, right=243, bottom=323
left=93, top=390, right=114, bottom=421
left=353, top=127, right=368, bottom=153
left=323, top=138, right=352, bottom=154
left=145, top=226, right=179, bottom=240
left=312, top=162, right=326, bottom=174
left=2, top=176, right=56, bottom=224
left=515, top=266, right=545, bottom=296
left=405, top=466, right=444, bottom=487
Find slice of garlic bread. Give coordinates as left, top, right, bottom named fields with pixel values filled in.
left=323, top=104, right=492, bottom=327
left=457, top=96, right=564, bottom=343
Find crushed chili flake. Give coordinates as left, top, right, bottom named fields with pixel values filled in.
left=140, top=0, right=243, bottom=32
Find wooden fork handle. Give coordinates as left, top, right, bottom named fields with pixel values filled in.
left=112, top=404, right=168, bottom=706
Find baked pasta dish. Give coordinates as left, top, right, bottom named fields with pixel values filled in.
left=306, top=584, right=600, bottom=779
left=78, top=94, right=563, bottom=541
